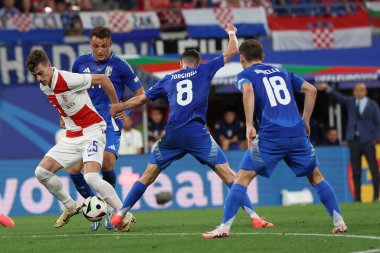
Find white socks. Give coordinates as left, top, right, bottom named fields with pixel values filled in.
left=84, top=172, right=122, bottom=210
left=35, top=166, right=76, bottom=210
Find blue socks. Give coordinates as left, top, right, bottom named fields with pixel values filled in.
left=120, top=181, right=147, bottom=215
left=101, top=170, right=117, bottom=188
left=314, top=180, right=341, bottom=217
left=227, top=182, right=255, bottom=216
left=70, top=173, right=95, bottom=199
left=222, top=184, right=247, bottom=226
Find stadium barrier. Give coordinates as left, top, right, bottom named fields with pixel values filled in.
left=1, top=147, right=363, bottom=216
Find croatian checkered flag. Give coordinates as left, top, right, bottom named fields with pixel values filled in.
left=308, top=21, right=335, bottom=49
left=11, top=14, right=33, bottom=32
left=213, top=7, right=234, bottom=28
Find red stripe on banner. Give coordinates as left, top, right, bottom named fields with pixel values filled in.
left=139, top=62, right=181, bottom=72
left=371, top=17, right=380, bottom=28
left=70, top=104, right=103, bottom=129
left=269, top=10, right=370, bottom=30
left=312, top=66, right=380, bottom=75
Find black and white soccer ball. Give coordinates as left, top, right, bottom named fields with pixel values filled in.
left=82, top=196, right=107, bottom=222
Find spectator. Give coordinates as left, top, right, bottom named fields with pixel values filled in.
left=119, top=117, right=144, bottom=155
left=148, top=108, right=166, bottom=151
left=0, top=0, right=20, bottom=15
left=318, top=82, right=380, bottom=202
left=20, top=0, right=34, bottom=14
left=214, top=110, right=244, bottom=150
left=319, top=127, right=340, bottom=146
left=272, top=0, right=292, bottom=16
left=79, top=0, right=93, bottom=11
left=194, top=0, right=214, bottom=8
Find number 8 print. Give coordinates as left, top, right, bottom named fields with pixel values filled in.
left=176, top=79, right=193, bottom=106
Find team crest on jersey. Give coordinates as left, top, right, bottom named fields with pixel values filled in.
left=60, top=94, right=68, bottom=102
left=105, top=66, right=113, bottom=76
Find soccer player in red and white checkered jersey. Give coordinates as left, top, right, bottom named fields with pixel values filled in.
left=26, top=49, right=127, bottom=229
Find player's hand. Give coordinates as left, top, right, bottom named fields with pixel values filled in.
left=246, top=125, right=257, bottom=149
left=225, top=23, right=237, bottom=34
left=317, top=83, right=329, bottom=91
left=109, top=103, right=124, bottom=119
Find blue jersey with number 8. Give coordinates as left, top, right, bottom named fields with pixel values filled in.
left=145, top=55, right=224, bottom=132
left=234, top=63, right=306, bottom=139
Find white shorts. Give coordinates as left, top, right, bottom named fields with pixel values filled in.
left=46, top=125, right=106, bottom=169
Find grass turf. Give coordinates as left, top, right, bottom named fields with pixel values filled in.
left=1, top=203, right=379, bottom=253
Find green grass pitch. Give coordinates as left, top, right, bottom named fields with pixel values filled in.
left=1, top=203, right=379, bottom=253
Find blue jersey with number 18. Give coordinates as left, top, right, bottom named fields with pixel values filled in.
left=145, top=55, right=224, bottom=132
left=234, top=63, right=306, bottom=139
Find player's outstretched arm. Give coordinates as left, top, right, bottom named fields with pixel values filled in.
left=110, top=94, right=151, bottom=118
left=223, top=23, right=238, bottom=64
left=300, top=81, right=317, bottom=136
left=91, top=74, right=119, bottom=104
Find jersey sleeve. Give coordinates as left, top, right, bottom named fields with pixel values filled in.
left=120, top=59, right=143, bottom=93
left=145, top=76, right=168, bottom=101
left=234, top=72, right=252, bottom=93
left=201, top=55, right=224, bottom=79
left=288, top=71, right=305, bottom=93
left=61, top=71, right=92, bottom=91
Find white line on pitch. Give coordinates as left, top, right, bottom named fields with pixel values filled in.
left=349, top=248, right=380, bottom=253
left=0, top=232, right=380, bottom=241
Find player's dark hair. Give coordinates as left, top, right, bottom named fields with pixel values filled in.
left=239, top=39, right=263, bottom=62
left=90, top=26, right=112, bottom=39
left=181, top=49, right=201, bottom=66
left=26, top=49, right=50, bottom=72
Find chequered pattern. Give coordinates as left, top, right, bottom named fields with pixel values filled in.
left=311, top=26, right=334, bottom=49
left=11, top=14, right=32, bottom=32
left=213, top=7, right=234, bottom=28
left=160, top=9, right=183, bottom=25
left=108, top=12, right=132, bottom=33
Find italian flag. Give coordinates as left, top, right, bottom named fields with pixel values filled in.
left=367, top=2, right=380, bottom=28
left=268, top=11, right=371, bottom=51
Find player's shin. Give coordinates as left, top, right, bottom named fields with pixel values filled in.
left=314, top=180, right=344, bottom=225
left=35, top=166, right=76, bottom=209
left=227, top=182, right=258, bottom=218
left=118, top=181, right=147, bottom=217
left=70, top=173, right=95, bottom=199
left=83, top=172, right=122, bottom=210
left=102, top=170, right=117, bottom=188
left=222, top=184, right=247, bottom=226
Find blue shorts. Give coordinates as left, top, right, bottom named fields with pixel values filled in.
left=104, top=127, right=121, bottom=156
left=239, top=136, right=319, bottom=178
left=149, top=120, right=227, bottom=170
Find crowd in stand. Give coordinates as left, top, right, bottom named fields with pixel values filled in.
left=1, top=0, right=379, bottom=16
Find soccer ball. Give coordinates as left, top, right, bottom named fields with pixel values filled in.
left=82, top=196, right=107, bottom=222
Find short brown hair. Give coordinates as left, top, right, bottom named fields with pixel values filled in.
left=90, top=26, right=112, bottom=39
left=181, top=49, right=201, bottom=66
left=26, top=49, right=50, bottom=72
left=239, top=39, right=263, bottom=62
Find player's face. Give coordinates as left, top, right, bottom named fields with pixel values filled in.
left=90, top=36, right=112, bottom=61
left=31, top=63, right=53, bottom=86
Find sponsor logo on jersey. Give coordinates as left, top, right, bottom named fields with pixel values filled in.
left=83, top=67, right=91, bottom=73
left=105, top=66, right=113, bottom=76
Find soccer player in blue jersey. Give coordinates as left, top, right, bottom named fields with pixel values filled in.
left=67, top=26, right=144, bottom=231
left=111, top=24, right=273, bottom=228
left=202, top=39, right=348, bottom=239
left=109, top=24, right=273, bottom=229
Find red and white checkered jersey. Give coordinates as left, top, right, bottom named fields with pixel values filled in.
left=40, top=68, right=105, bottom=137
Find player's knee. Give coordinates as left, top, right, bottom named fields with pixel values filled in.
left=35, top=166, right=53, bottom=182
left=83, top=172, right=101, bottom=189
